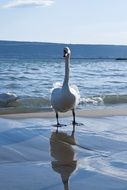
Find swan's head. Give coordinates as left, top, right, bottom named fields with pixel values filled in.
left=63, top=47, right=71, bottom=58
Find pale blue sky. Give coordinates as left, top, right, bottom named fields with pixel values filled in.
left=0, top=0, right=127, bottom=45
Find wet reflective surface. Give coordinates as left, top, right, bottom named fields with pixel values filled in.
left=50, top=131, right=77, bottom=190
left=0, top=117, right=127, bottom=189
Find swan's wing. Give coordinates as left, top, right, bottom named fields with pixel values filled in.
left=70, top=84, right=80, bottom=97
left=50, top=86, right=62, bottom=111
left=50, top=82, right=62, bottom=93
left=53, top=82, right=62, bottom=88
left=70, top=84, right=80, bottom=106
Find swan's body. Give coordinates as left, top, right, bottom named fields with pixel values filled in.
left=51, top=86, right=77, bottom=112
left=51, top=47, right=80, bottom=126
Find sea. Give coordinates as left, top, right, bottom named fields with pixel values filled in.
left=0, top=41, right=127, bottom=114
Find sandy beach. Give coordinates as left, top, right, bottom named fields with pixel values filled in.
left=0, top=109, right=127, bottom=190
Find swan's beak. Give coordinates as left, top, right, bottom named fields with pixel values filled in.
left=64, top=53, right=68, bottom=57
left=63, top=50, right=68, bottom=57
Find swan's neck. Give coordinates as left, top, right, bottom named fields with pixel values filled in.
left=63, top=180, right=69, bottom=190
left=63, top=56, right=70, bottom=87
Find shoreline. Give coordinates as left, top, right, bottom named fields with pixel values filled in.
left=0, top=107, right=127, bottom=119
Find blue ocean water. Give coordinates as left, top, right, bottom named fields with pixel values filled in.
left=0, top=56, right=127, bottom=113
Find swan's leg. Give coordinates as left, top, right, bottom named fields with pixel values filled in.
left=56, top=112, right=60, bottom=126
left=72, top=109, right=84, bottom=128
left=72, top=122, right=75, bottom=134
left=72, top=109, right=76, bottom=132
left=72, top=109, right=76, bottom=125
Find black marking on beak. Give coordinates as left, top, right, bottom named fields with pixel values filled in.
left=63, top=50, right=68, bottom=57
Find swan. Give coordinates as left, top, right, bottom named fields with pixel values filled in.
left=51, top=47, right=80, bottom=126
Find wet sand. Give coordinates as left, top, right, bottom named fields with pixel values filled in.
left=0, top=110, right=127, bottom=189
left=1, top=107, right=127, bottom=119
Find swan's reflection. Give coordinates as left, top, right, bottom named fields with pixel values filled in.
left=50, top=130, right=77, bottom=190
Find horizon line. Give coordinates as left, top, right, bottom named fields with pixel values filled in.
left=0, top=39, right=127, bottom=47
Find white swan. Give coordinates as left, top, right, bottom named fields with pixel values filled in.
left=51, top=47, right=80, bottom=126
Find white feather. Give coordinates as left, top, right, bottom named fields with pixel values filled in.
left=50, top=82, right=62, bottom=93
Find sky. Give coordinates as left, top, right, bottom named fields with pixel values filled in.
left=0, top=0, right=127, bottom=45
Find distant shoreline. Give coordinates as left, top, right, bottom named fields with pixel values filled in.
left=1, top=40, right=127, bottom=59
left=1, top=39, right=127, bottom=47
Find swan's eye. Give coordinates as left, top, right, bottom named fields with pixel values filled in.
left=64, top=49, right=67, bottom=54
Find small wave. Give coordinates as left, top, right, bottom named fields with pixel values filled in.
left=80, top=96, right=103, bottom=105
left=0, top=93, right=17, bottom=107
left=79, top=95, right=127, bottom=106
left=0, top=93, right=50, bottom=108
left=0, top=95, right=51, bottom=114
left=16, top=96, right=51, bottom=108
left=0, top=93, right=127, bottom=114
left=103, top=95, right=127, bottom=104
